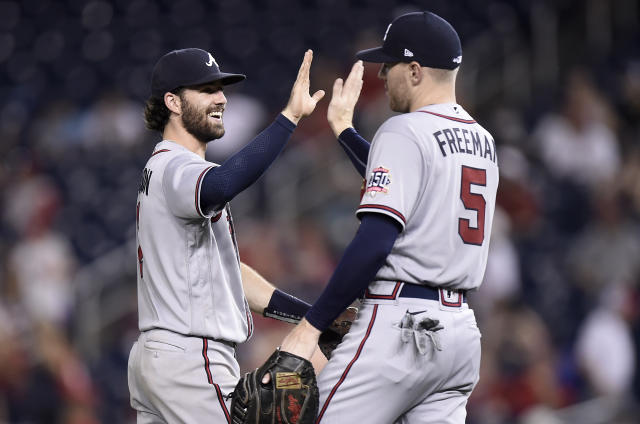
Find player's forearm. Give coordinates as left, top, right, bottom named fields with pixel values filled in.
left=241, top=262, right=312, bottom=322
left=240, top=262, right=276, bottom=312
left=337, top=128, right=370, bottom=178
left=279, top=318, right=322, bottom=359
left=305, top=213, right=400, bottom=331
left=199, top=114, right=295, bottom=212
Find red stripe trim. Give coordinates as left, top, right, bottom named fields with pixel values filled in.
left=211, top=211, right=223, bottom=222
left=419, top=110, right=476, bottom=124
left=202, top=338, right=214, bottom=384
left=316, top=305, right=378, bottom=423
left=364, top=282, right=402, bottom=300
left=151, top=149, right=171, bottom=156
left=358, top=204, right=406, bottom=224
left=195, top=166, right=214, bottom=218
left=202, top=338, right=231, bottom=423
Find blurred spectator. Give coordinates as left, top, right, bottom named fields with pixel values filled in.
left=4, top=174, right=75, bottom=326
left=494, top=145, right=541, bottom=235
left=533, top=68, right=620, bottom=190
left=619, top=146, right=640, bottom=216
left=566, top=188, right=640, bottom=297
left=80, top=91, right=146, bottom=149
left=1, top=169, right=99, bottom=422
left=470, top=301, right=566, bottom=422
left=0, top=309, right=98, bottom=423
left=474, top=206, right=522, bottom=319
left=575, top=285, right=636, bottom=396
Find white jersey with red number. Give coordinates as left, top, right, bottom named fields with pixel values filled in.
left=356, top=103, right=499, bottom=290
left=135, top=140, right=252, bottom=343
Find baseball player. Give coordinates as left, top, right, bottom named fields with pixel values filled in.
left=127, top=48, right=325, bottom=423
left=279, top=12, right=499, bottom=423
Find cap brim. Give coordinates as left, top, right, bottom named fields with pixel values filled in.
left=217, top=73, right=246, bottom=86
left=355, top=47, right=400, bottom=63
left=190, top=72, right=246, bottom=87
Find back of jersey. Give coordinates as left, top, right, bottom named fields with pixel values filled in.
left=357, top=103, right=499, bottom=290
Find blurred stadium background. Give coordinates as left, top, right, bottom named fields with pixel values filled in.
left=1, top=0, right=639, bottom=422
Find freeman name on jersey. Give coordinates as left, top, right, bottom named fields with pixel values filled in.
left=432, top=127, right=497, bottom=163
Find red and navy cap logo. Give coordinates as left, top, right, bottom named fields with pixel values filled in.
left=365, top=166, right=391, bottom=196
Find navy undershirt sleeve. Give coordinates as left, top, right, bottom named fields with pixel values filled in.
left=305, top=213, right=401, bottom=331
left=199, top=114, right=296, bottom=213
left=337, top=128, right=370, bottom=178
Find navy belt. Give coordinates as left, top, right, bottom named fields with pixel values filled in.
left=400, top=283, right=465, bottom=303
left=399, top=283, right=439, bottom=300
left=365, top=282, right=466, bottom=306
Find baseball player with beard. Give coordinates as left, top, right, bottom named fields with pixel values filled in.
left=128, top=48, right=325, bottom=423
left=278, top=12, right=499, bottom=423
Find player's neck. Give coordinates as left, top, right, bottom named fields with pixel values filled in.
left=162, top=123, right=207, bottom=158
left=409, top=85, right=456, bottom=112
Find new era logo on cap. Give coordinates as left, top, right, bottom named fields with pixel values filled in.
left=404, top=48, right=414, bottom=57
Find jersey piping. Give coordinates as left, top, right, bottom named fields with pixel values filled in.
left=357, top=204, right=406, bottom=224
left=151, top=149, right=171, bottom=156
left=418, top=110, right=476, bottom=124
left=195, top=166, right=214, bottom=218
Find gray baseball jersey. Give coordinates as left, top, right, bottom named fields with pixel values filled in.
left=357, top=103, right=499, bottom=290
left=135, top=140, right=252, bottom=342
left=316, top=103, right=497, bottom=423
left=129, top=140, right=252, bottom=423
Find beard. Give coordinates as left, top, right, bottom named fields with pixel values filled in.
left=389, top=96, right=408, bottom=113
left=180, top=95, right=225, bottom=143
left=387, top=84, right=411, bottom=113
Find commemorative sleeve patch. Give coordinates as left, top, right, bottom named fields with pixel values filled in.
left=365, top=166, right=391, bottom=197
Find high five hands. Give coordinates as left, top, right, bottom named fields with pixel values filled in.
left=282, top=52, right=364, bottom=132
left=282, top=50, right=326, bottom=125
left=327, top=60, right=364, bottom=136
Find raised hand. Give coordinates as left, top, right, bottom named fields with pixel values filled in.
left=327, top=60, right=364, bottom=136
left=282, top=50, right=326, bottom=125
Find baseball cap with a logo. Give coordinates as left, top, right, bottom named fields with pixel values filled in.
left=356, top=11, right=462, bottom=70
left=151, top=48, right=246, bottom=97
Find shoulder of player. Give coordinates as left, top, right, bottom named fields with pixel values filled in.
left=375, top=114, right=422, bottom=141
left=148, top=144, right=217, bottom=168
left=374, top=114, right=442, bottom=154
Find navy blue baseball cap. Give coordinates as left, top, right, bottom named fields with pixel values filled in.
left=151, top=48, right=246, bottom=97
left=356, top=11, right=462, bottom=70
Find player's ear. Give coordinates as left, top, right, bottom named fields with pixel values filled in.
left=164, top=92, right=182, bottom=115
left=408, top=62, right=422, bottom=85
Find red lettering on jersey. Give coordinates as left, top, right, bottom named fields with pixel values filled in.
left=458, top=166, right=486, bottom=246
left=137, top=245, right=144, bottom=278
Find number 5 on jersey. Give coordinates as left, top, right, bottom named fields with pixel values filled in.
left=458, top=166, right=486, bottom=246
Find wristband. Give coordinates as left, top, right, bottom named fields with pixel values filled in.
left=263, top=289, right=311, bottom=324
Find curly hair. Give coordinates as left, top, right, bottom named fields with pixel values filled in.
left=143, top=89, right=183, bottom=132
left=143, top=96, right=170, bottom=132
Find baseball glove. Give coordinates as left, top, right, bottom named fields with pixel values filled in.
left=318, top=306, right=358, bottom=359
left=231, top=349, right=319, bottom=424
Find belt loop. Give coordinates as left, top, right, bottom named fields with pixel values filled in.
left=438, top=288, right=464, bottom=308
left=364, top=282, right=403, bottom=300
